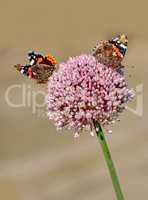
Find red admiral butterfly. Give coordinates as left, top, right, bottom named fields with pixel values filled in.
left=91, top=34, right=128, bottom=70
left=14, top=51, right=57, bottom=84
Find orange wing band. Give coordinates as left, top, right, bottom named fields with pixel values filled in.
left=112, top=45, right=123, bottom=59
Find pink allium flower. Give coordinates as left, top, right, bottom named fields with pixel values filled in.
left=46, top=54, right=134, bottom=135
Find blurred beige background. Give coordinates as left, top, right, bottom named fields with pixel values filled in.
left=0, top=0, right=147, bottom=199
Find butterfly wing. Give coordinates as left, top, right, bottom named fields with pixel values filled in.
left=31, top=64, right=56, bottom=84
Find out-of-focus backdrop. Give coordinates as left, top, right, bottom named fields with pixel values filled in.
left=0, top=0, right=147, bottom=199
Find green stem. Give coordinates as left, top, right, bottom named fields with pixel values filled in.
left=94, top=121, right=124, bottom=200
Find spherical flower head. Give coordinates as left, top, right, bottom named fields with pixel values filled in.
left=46, top=54, right=134, bottom=135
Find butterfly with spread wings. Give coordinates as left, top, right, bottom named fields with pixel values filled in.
left=14, top=51, right=57, bottom=84
left=91, top=34, right=128, bottom=70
